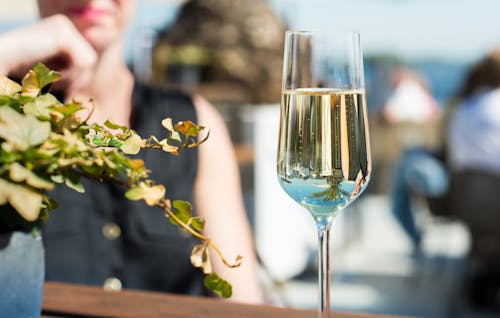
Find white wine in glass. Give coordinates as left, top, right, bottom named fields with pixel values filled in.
left=277, top=31, right=371, bottom=318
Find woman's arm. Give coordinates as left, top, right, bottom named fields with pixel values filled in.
left=193, top=96, right=264, bottom=304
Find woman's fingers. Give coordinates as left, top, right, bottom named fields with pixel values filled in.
left=0, top=14, right=97, bottom=89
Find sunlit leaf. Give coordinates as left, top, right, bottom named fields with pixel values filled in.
left=125, top=182, right=165, bottom=206
left=23, top=93, right=59, bottom=119
left=203, top=273, right=232, bottom=298
left=191, top=243, right=212, bottom=274
left=160, top=140, right=179, bottom=155
left=191, top=216, right=205, bottom=232
left=144, top=184, right=166, bottom=206
left=64, top=171, right=85, bottom=193
left=50, top=175, right=64, bottom=184
left=0, top=76, right=22, bottom=96
left=42, top=196, right=58, bottom=212
left=104, top=119, right=128, bottom=132
left=21, top=70, right=41, bottom=97
left=101, top=153, right=117, bottom=169
left=108, top=138, right=122, bottom=147
left=174, top=120, right=204, bottom=137
left=128, top=159, right=145, bottom=170
left=91, top=135, right=106, bottom=146
left=33, top=63, right=61, bottom=89
left=161, top=118, right=181, bottom=142
left=191, top=244, right=205, bottom=267
left=9, top=162, right=54, bottom=190
left=50, top=101, right=84, bottom=116
left=120, top=132, right=143, bottom=155
left=0, top=106, right=51, bottom=151
left=0, top=180, right=8, bottom=206
left=0, top=178, right=42, bottom=221
left=171, top=200, right=192, bottom=224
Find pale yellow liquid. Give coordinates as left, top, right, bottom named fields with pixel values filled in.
left=277, top=88, right=371, bottom=221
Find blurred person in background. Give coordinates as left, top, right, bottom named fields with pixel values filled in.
left=383, top=67, right=448, bottom=254
left=0, top=0, right=263, bottom=303
left=447, top=48, right=500, bottom=310
left=382, top=67, right=439, bottom=124
left=390, top=50, right=500, bottom=311
left=448, top=49, right=500, bottom=174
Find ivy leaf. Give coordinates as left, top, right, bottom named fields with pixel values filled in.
left=64, top=171, right=85, bottom=193
left=0, top=178, right=43, bottom=221
left=120, top=132, right=143, bottom=155
left=91, top=135, right=107, bottom=146
left=0, top=76, right=22, bottom=96
left=23, top=93, right=60, bottom=119
left=50, top=101, right=83, bottom=116
left=21, top=70, right=41, bottom=97
left=66, top=181, right=85, bottom=194
left=0, top=106, right=51, bottom=151
left=108, top=138, right=122, bottom=147
left=170, top=200, right=192, bottom=226
left=203, top=273, right=232, bottom=298
left=159, top=139, right=179, bottom=156
left=33, top=63, right=61, bottom=90
left=128, top=159, right=145, bottom=170
left=104, top=119, right=128, bottom=132
left=191, top=216, right=205, bottom=232
left=9, top=162, right=54, bottom=190
left=21, top=63, right=61, bottom=97
left=174, top=120, right=204, bottom=137
left=42, top=196, right=58, bottom=212
left=125, top=182, right=165, bottom=206
left=161, top=118, right=181, bottom=142
left=191, top=243, right=212, bottom=274
left=50, top=175, right=64, bottom=184
left=0, top=96, right=24, bottom=113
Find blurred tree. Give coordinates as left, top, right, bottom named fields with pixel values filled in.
left=153, top=0, right=286, bottom=104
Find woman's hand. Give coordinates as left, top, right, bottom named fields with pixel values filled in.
left=0, top=14, right=97, bottom=92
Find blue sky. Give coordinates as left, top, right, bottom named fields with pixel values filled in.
left=269, top=0, right=500, bottom=62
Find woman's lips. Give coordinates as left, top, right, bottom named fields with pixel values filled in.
left=67, top=7, right=109, bottom=21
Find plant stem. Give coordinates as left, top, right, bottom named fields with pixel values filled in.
left=158, top=199, right=241, bottom=269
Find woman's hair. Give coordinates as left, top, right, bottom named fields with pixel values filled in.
left=459, top=49, right=500, bottom=99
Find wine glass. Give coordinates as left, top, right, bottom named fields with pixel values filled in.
left=276, top=30, right=371, bottom=318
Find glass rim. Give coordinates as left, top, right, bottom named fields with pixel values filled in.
left=285, top=30, right=360, bottom=37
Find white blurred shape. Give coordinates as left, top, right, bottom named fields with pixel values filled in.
left=253, top=105, right=317, bottom=281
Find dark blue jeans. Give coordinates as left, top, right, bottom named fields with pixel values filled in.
left=391, top=148, right=449, bottom=249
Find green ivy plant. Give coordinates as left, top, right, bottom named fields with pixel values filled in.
left=0, top=63, right=238, bottom=298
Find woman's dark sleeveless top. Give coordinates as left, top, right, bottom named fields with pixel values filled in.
left=42, top=83, right=206, bottom=295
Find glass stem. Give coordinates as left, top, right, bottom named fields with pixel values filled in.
left=317, top=220, right=332, bottom=318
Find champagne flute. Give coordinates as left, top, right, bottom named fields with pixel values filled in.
left=277, top=30, right=371, bottom=318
